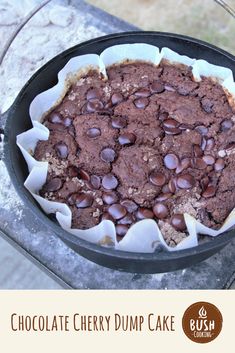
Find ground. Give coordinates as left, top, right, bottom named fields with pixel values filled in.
left=88, top=0, right=235, bottom=54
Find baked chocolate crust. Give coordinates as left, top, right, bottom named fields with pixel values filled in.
left=34, top=61, right=235, bottom=246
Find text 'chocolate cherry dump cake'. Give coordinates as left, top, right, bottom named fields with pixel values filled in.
left=34, top=61, right=235, bottom=246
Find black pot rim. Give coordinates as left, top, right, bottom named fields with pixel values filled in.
left=4, top=30, right=235, bottom=263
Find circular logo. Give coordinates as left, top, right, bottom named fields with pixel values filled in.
left=182, top=301, right=223, bottom=343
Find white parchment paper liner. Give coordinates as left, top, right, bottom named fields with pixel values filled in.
left=16, top=43, right=235, bottom=253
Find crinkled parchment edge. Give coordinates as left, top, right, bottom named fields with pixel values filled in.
left=16, top=44, right=235, bottom=253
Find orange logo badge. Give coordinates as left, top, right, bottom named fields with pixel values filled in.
left=182, top=301, right=223, bottom=343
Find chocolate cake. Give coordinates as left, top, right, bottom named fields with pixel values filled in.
left=34, top=60, right=235, bottom=246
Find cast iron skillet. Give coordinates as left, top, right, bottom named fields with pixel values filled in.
left=3, top=31, right=235, bottom=273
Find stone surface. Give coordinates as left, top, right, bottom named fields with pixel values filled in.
left=0, top=0, right=105, bottom=113
left=0, top=235, right=63, bottom=289
left=0, top=7, right=18, bottom=25
left=49, top=5, right=73, bottom=27
left=30, top=9, right=50, bottom=27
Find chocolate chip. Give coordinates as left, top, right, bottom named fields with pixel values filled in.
left=118, top=133, right=136, bottom=145
left=67, top=193, right=77, bottom=206
left=163, top=126, right=181, bottom=135
left=202, top=155, right=215, bottom=165
left=108, top=204, right=127, bottom=220
left=63, top=117, right=72, bottom=127
left=134, top=88, right=151, bottom=97
left=163, top=153, right=179, bottom=170
left=102, top=174, right=118, bottom=190
left=201, top=98, right=213, bottom=113
left=118, top=213, right=135, bottom=225
left=201, top=136, right=207, bottom=151
left=90, top=175, right=101, bottom=189
left=78, top=169, right=90, bottom=181
left=158, top=112, right=169, bottom=121
left=47, top=122, right=66, bottom=131
left=136, top=208, right=154, bottom=220
left=195, top=125, right=208, bottom=135
left=202, top=185, right=216, bottom=198
left=162, top=184, right=171, bottom=193
left=200, top=176, right=210, bottom=190
left=120, top=199, right=138, bottom=213
left=149, top=171, right=166, bottom=186
left=171, top=214, right=186, bottom=231
left=192, top=145, right=203, bottom=157
left=116, top=224, right=129, bottom=237
left=55, top=142, right=68, bottom=159
left=225, top=142, right=235, bottom=150
left=168, top=178, right=177, bottom=193
left=68, top=192, right=92, bottom=207
left=150, top=81, right=165, bottom=93
left=206, top=166, right=214, bottom=173
left=74, top=192, right=93, bottom=208
left=221, top=119, right=233, bottom=132
left=87, top=127, right=101, bottom=138
left=67, top=166, right=79, bottom=178
left=86, top=88, right=101, bottom=100
left=177, top=174, right=195, bottom=189
left=214, top=158, right=225, bottom=172
left=111, top=116, right=127, bottom=129
left=155, top=193, right=172, bottom=202
left=111, top=93, right=124, bottom=105
left=163, top=119, right=179, bottom=129
left=175, top=158, right=190, bottom=174
left=179, top=123, right=193, bottom=130
left=153, top=203, right=168, bottom=219
left=86, top=98, right=104, bottom=112
left=164, top=85, right=175, bottom=92
left=191, top=157, right=207, bottom=170
left=205, top=138, right=215, bottom=151
left=101, top=213, right=114, bottom=222
left=44, top=178, right=62, bottom=192
left=134, top=97, right=149, bottom=109
left=100, top=148, right=116, bottom=162
left=104, top=101, right=113, bottom=110
left=102, top=191, right=118, bottom=205
left=49, top=112, right=62, bottom=124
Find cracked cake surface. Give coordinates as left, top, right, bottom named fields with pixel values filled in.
left=34, top=60, right=235, bottom=246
